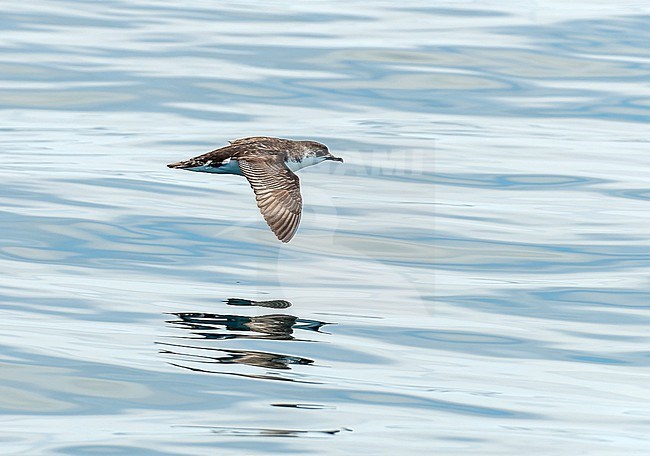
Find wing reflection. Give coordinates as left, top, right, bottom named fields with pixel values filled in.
left=160, top=298, right=333, bottom=381
left=226, top=298, right=292, bottom=309
left=160, top=343, right=314, bottom=369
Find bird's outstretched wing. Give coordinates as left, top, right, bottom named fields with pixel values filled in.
left=238, top=156, right=302, bottom=243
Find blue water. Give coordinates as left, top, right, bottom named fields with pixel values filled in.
left=1, top=1, right=649, bottom=454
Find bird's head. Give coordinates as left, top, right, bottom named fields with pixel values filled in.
left=301, top=141, right=344, bottom=163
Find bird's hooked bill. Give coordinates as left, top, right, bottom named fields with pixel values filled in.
left=328, top=156, right=344, bottom=162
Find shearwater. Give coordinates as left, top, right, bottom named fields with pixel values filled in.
left=167, top=136, right=343, bottom=243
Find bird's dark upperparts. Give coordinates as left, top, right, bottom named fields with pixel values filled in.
left=167, top=136, right=343, bottom=242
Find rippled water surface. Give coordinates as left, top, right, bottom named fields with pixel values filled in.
left=2, top=1, right=649, bottom=454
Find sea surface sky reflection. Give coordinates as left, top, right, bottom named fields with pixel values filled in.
left=1, top=1, right=649, bottom=455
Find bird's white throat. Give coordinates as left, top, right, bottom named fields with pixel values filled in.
left=286, top=155, right=327, bottom=172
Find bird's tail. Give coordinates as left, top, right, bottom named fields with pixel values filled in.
left=167, top=160, right=191, bottom=169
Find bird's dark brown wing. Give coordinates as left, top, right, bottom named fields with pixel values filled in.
left=167, top=145, right=235, bottom=169
left=238, top=156, right=302, bottom=243
left=168, top=137, right=290, bottom=169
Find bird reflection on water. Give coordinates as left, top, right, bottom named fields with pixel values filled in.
left=167, top=313, right=329, bottom=341
left=159, top=298, right=332, bottom=381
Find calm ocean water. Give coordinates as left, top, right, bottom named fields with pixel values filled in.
left=1, top=1, right=649, bottom=454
